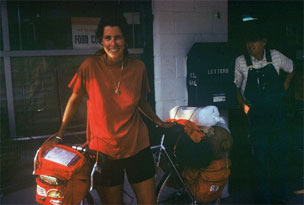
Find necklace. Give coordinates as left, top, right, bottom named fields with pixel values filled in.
left=108, top=59, right=124, bottom=95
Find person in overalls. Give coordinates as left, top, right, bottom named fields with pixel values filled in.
left=234, top=27, right=294, bottom=204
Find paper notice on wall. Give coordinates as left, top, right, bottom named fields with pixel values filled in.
left=71, top=17, right=101, bottom=49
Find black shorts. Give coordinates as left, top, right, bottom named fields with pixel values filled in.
left=94, top=147, right=155, bottom=186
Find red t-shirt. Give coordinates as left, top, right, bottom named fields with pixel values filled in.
left=68, top=54, right=150, bottom=159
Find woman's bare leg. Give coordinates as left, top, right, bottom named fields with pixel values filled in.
left=131, top=177, right=157, bottom=204
left=96, top=184, right=124, bottom=204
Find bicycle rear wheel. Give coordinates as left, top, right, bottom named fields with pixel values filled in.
left=156, top=170, right=194, bottom=204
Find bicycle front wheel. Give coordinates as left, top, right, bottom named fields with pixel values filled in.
left=79, top=191, right=94, bottom=205
left=156, top=170, right=194, bottom=204
left=79, top=189, right=101, bottom=205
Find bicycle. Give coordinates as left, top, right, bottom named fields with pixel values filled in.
left=34, top=128, right=223, bottom=205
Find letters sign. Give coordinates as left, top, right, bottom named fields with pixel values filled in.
left=71, top=17, right=101, bottom=49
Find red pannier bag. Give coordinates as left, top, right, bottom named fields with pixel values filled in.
left=33, top=137, right=90, bottom=205
left=182, top=158, right=231, bottom=204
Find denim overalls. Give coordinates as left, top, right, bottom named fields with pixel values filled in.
left=244, top=49, right=288, bottom=203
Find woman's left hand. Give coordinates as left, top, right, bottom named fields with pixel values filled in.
left=159, top=121, right=177, bottom=128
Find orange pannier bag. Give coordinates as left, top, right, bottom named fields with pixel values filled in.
left=182, top=158, right=231, bottom=204
left=33, top=139, right=91, bottom=204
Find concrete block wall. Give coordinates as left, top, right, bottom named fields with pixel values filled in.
left=153, top=0, right=228, bottom=120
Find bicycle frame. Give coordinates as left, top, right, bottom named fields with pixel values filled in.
left=151, top=134, right=198, bottom=204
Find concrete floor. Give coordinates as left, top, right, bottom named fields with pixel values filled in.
left=0, top=166, right=302, bottom=204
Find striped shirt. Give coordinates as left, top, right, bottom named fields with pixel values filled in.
left=234, top=49, right=293, bottom=95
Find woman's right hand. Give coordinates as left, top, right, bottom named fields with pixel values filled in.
left=53, top=130, right=63, bottom=143
left=243, top=104, right=250, bottom=115
left=54, top=135, right=62, bottom=144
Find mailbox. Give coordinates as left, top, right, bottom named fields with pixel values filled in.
left=187, top=42, right=238, bottom=108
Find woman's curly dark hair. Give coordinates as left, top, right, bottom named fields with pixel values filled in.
left=95, top=11, right=130, bottom=56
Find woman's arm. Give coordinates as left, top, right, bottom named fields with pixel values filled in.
left=58, top=92, right=84, bottom=138
left=138, top=97, right=175, bottom=128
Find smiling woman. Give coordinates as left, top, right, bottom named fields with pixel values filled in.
left=56, top=12, right=175, bottom=204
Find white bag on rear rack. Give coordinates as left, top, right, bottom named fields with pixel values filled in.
left=169, top=105, right=225, bottom=127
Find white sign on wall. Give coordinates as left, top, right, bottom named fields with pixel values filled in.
left=71, top=17, right=101, bottom=49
